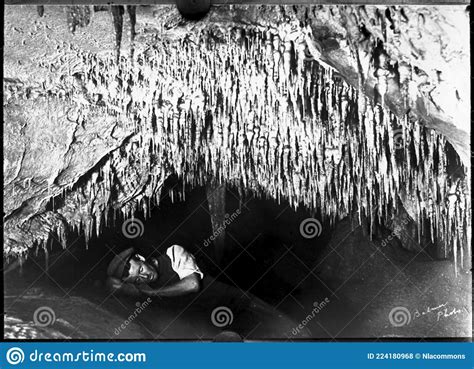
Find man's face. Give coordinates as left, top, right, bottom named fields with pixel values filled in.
left=123, top=254, right=158, bottom=284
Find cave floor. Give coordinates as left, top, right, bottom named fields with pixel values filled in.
left=5, top=268, right=314, bottom=340
left=3, top=188, right=471, bottom=340
left=5, top=252, right=470, bottom=340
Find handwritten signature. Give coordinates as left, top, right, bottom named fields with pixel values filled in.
left=413, top=302, right=470, bottom=321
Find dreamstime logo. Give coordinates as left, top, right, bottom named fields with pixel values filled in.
left=299, top=218, right=322, bottom=239
left=122, top=218, right=144, bottom=239
left=211, top=306, right=234, bottom=328
left=33, top=306, right=56, bottom=327
left=393, top=128, right=404, bottom=149
left=114, top=297, right=152, bottom=336
left=292, top=297, right=330, bottom=336
left=389, top=306, right=411, bottom=327
left=203, top=209, right=241, bottom=247
left=380, top=213, right=411, bottom=248
left=6, top=347, right=25, bottom=365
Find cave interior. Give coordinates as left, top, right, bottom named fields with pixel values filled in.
left=3, top=4, right=471, bottom=340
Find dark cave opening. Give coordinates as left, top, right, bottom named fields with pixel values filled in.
left=5, top=176, right=356, bottom=339
left=44, top=177, right=331, bottom=289
left=4, top=175, right=470, bottom=340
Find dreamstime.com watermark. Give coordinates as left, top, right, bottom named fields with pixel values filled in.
left=210, top=306, right=234, bottom=327
left=299, top=218, right=323, bottom=239
left=114, top=297, right=152, bottom=336
left=122, top=218, right=145, bottom=239
left=380, top=213, right=411, bottom=248
left=291, top=298, right=330, bottom=336
left=5, top=347, right=146, bottom=365
left=33, top=306, right=56, bottom=327
left=393, top=128, right=404, bottom=150
left=203, top=209, right=241, bottom=247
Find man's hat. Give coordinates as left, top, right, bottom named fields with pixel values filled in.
left=107, top=248, right=135, bottom=279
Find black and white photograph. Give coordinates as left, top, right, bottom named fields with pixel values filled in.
left=3, top=3, right=471, bottom=341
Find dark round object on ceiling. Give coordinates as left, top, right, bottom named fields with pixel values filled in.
left=176, top=0, right=211, bottom=20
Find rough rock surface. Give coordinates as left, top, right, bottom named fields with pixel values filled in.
left=315, top=217, right=471, bottom=337
left=3, top=5, right=470, bottom=273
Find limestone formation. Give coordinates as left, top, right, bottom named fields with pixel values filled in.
left=3, top=5, right=470, bottom=276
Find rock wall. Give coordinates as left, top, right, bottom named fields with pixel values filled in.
left=3, top=5, right=470, bottom=274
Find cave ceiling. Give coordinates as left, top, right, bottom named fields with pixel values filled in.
left=3, top=5, right=471, bottom=273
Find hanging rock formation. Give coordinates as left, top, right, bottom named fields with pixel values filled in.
left=3, top=5, right=471, bottom=274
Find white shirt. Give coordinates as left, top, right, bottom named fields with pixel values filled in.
left=166, top=245, right=204, bottom=280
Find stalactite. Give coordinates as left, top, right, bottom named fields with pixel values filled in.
left=10, top=24, right=470, bottom=273
left=44, top=247, right=49, bottom=272
left=66, top=6, right=91, bottom=34
left=111, top=6, right=124, bottom=63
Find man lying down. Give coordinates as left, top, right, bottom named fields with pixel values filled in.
left=105, top=245, right=305, bottom=338
left=106, top=244, right=273, bottom=313
left=106, top=245, right=203, bottom=298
